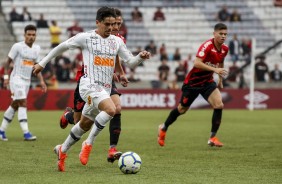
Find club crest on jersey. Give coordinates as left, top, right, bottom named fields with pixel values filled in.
left=108, top=39, right=117, bottom=50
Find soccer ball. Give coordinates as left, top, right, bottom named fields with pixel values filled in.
left=118, top=151, right=142, bottom=174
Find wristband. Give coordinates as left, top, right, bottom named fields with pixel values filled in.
left=3, top=75, right=9, bottom=80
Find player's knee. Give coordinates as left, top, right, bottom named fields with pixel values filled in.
left=212, top=102, right=224, bottom=109
left=105, top=106, right=116, bottom=117
left=115, top=104, right=122, bottom=114
left=177, top=106, right=188, bottom=114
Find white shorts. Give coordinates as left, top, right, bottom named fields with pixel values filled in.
left=79, top=77, right=110, bottom=121
left=9, top=76, right=30, bottom=100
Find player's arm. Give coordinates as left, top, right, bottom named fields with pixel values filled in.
left=117, top=39, right=150, bottom=68
left=36, top=72, right=47, bottom=92
left=217, top=62, right=224, bottom=89
left=114, top=55, right=129, bottom=87
left=3, top=57, right=13, bottom=88
left=194, top=57, right=228, bottom=78
left=33, top=42, right=69, bottom=75
left=33, top=33, right=83, bottom=75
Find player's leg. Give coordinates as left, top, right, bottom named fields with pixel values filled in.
left=203, top=83, right=224, bottom=147
left=158, top=86, right=198, bottom=146
left=108, top=83, right=122, bottom=162
left=55, top=115, right=90, bottom=171
left=59, top=81, right=84, bottom=128
left=17, top=99, right=36, bottom=141
left=0, top=100, right=18, bottom=141
left=80, top=96, right=116, bottom=165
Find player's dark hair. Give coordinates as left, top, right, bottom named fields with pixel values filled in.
left=24, top=24, right=37, bottom=33
left=96, top=6, right=116, bottom=21
left=214, top=23, right=227, bottom=31
left=114, top=8, right=122, bottom=17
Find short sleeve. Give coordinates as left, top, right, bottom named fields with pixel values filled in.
left=8, top=43, right=19, bottom=61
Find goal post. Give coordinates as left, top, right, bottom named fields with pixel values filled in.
left=248, top=37, right=256, bottom=111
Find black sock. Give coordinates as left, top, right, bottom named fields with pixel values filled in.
left=109, top=114, right=121, bottom=146
left=65, top=111, right=74, bottom=124
left=163, top=108, right=181, bottom=131
left=211, top=109, right=222, bottom=137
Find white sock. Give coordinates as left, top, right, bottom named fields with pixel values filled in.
left=61, top=122, right=86, bottom=153
left=85, top=111, right=113, bottom=145
left=0, top=106, right=16, bottom=132
left=18, top=107, right=29, bottom=134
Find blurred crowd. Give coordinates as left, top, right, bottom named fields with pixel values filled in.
left=1, top=4, right=282, bottom=90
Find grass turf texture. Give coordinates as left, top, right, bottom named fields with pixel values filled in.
left=0, top=110, right=281, bottom=184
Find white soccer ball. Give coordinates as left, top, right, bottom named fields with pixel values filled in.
left=118, top=151, right=142, bottom=174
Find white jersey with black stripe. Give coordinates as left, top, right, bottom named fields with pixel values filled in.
left=65, top=30, right=134, bottom=94
left=9, top=41, right=41, bottom=80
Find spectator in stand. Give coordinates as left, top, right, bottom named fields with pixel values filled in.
left=145, top=40, right=157, bottom=56
left=67, top=20, right=84, bottom=38
left=255, top=55, right=269, bottom=82
left=181, top=54, right=193, bottom=73
left=270, top=64, right=282, bottom=81
left=173, top=48, right=181, bottom=61
left=131, top=7, right=143, bottom=22
left=159, top=43, right=168, bottom=61
left=153, top=7, right=165, bottom=21
left=9, top=7, right=20, bottom=22
left=230, top=9, right=241, bottom=22
left=119, top=22, right=128, bottom=40
left=20, top=6, right=32, bottom=21
left=36, top=13, right=49, bottom=28
left=274, top=0, right=282, bottom=7
left=241, top=38, right=252, bottom=63
left=238, top=71, right=246, bottom=89
left=54, top=54, right=71, bottom=82
left=158, top=59, right=170, bottom=87
left=174, top=61, right=186, bottom=83
left=216, top=5, right=230, bottom=22
left=229, top=34, right=240, bottom=63
left=228, top=62, right=239, bottom=82
left=49, top=20, right=62, bottom=48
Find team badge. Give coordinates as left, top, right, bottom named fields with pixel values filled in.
left=108, top=39, right=117, bottom=50
left=199, top=51, right=205, bottom=57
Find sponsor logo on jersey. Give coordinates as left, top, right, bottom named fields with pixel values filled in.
left=22, top=60, right=34, bottom=66
left=205, top=61, right=219, bottom=68
left=94, top=56, right=114, bottom=67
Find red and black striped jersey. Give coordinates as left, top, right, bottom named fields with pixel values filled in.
left=184, top=38, right=228, bottom=87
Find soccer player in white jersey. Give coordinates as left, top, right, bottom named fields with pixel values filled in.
left=0, top=25, right=47, bottom=141
left=33, top=7, right=150, bottom=172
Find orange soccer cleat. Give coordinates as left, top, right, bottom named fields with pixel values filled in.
left=107, top=147, right=122, bottom=163
left=79, top=141, right=92, bottom=165
left=208, top=137, right=224, bottom=147
left=54, top=145, right=67, bottom=172
left=59, top=107, right=73, bottom=129
left=158, top=124, right=166, bottom=147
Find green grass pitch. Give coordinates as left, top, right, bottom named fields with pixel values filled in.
left=0, top=110, right=281, bottom=184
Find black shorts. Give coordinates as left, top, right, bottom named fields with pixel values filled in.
left=179, top=82, right=217, bottom=107
left=73, top=79, right=85, bottom=112
left=110, top=80, right=121, bottom=96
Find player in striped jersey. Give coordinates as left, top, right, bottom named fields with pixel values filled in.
left=59, top=8, right=128, bottom=163
left=0, top=25, right=47, bottom=141
left=33, top=7, right=150, bottom=172
left=158, top=23, right=229, bottom=147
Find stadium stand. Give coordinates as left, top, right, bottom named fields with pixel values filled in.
left=0, top=0, right=281, bottom=89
